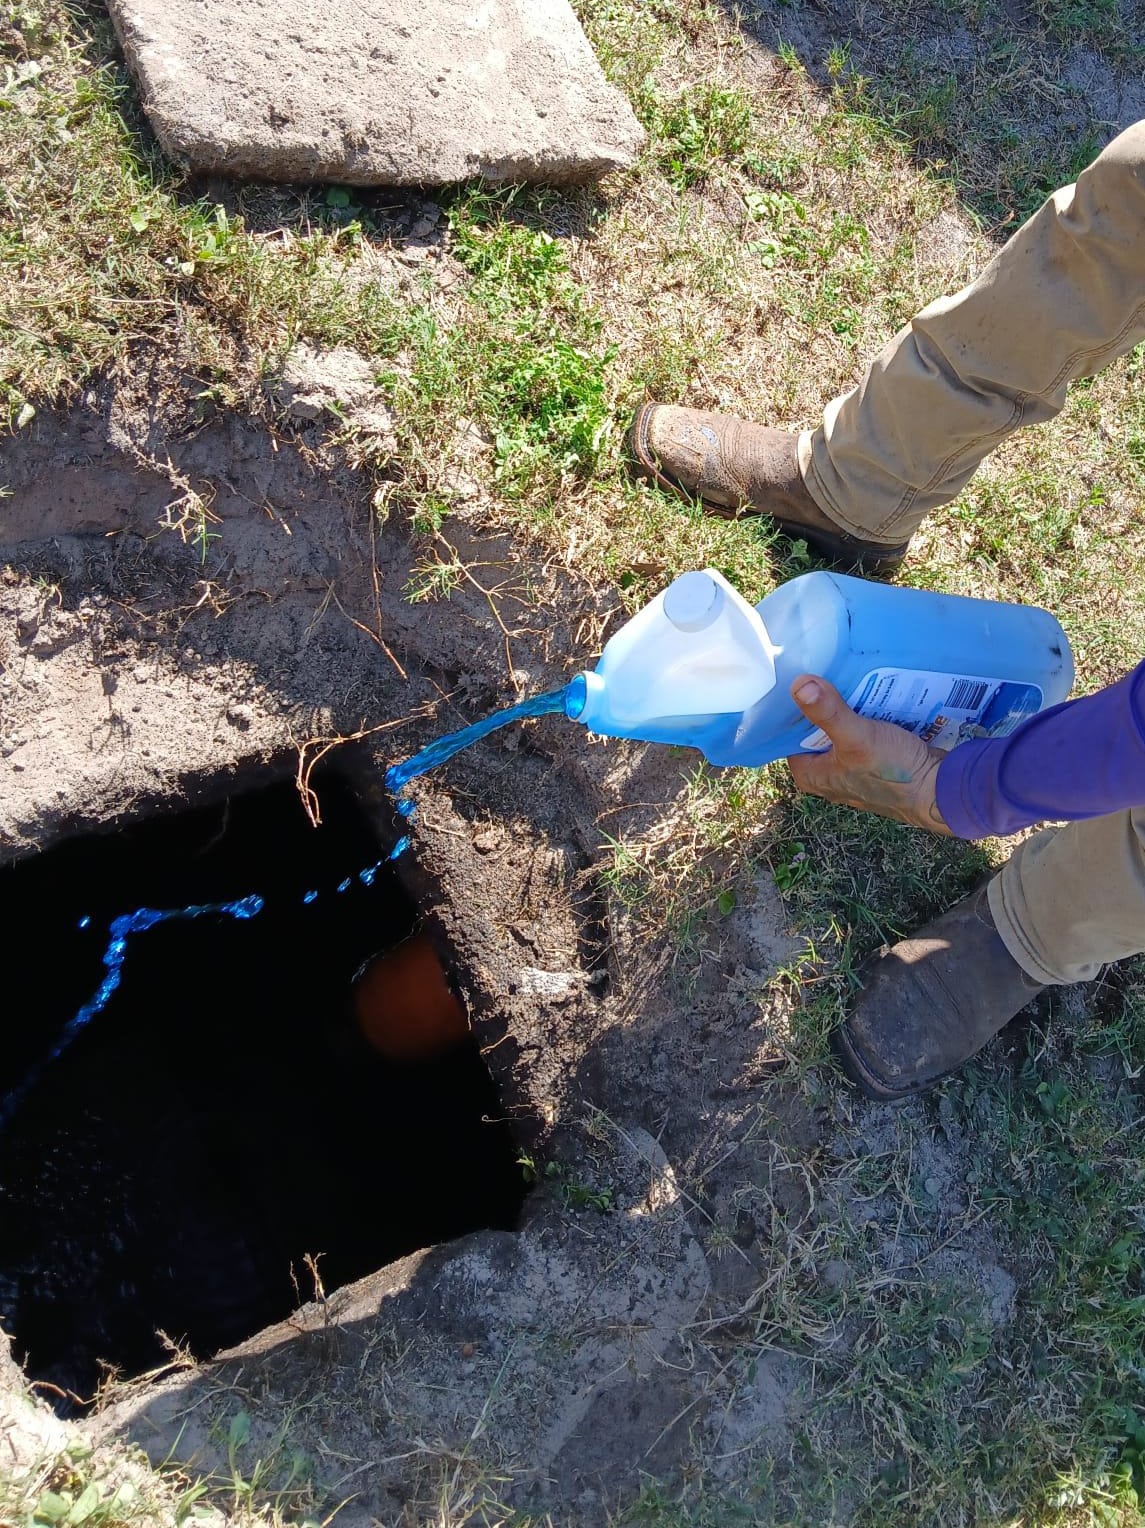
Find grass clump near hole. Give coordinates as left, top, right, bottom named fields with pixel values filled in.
left=646, top=83, right=755, bottom=189
left=448, top=190, right=616, bottom=494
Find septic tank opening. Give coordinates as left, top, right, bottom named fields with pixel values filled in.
left=0, top=773, right=527, bottom=1407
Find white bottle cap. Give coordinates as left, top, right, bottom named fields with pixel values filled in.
left=663, top=571, right=723, bottom=632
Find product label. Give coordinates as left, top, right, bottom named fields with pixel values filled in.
left=800, top=668, right=1044, bottom=752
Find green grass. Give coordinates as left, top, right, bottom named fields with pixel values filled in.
left=0, top=1414, right=338, bottom=1528
left=646, top=83, right=755, bottom=188
left=1034, top=0, right=1135, bottom=48
left=0, top=2, right=420, bottom=420
left=4, top=0, right=1145, bottom=1523
left=610, top=974, right=1145, bottom=1527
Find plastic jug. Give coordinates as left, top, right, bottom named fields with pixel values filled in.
left=563, top=569, right=1074, bottom=768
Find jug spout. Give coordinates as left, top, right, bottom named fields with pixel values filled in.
left=565, top=570, right=776, bottom=740
left=564, top=671, right=594, bottom=722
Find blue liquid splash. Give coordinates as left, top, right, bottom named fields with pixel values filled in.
left=0, top=894, right=264, bottom=1130
left=384, top=686, right=572, bottom=854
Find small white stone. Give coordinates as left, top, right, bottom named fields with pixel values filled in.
left=517, top=967, right=579, bottom=997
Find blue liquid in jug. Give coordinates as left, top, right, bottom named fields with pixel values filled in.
left=573, top=571, right=1073, bottom=768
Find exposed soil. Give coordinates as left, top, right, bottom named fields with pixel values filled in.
left=0, top=367, right=828, bottom=1521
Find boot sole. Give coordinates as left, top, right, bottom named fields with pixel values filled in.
left=629, top=404, right=910, bottom=576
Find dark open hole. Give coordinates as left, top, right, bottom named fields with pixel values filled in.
left=0, top=773, right=527, bottom=1407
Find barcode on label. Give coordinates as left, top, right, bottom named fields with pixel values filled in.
left=945, top=679, right=988, bottom=711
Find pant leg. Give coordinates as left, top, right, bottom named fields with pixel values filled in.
left=987, top=808, right=1145, bottom=984
left=797, top=120, right=1145, bottom=543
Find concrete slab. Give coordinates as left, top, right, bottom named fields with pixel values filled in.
left=106, top=0, right=645, bottom=185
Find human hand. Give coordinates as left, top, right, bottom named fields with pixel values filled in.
left=785, top=675, right=951, bottom=835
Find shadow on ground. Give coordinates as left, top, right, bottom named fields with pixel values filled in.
left=722, top=0, right=1145, bottom=233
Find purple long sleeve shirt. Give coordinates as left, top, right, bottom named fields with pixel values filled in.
left=935, top=658, right=1145, bottom=839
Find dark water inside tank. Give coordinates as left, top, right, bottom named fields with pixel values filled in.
left=0, top=775, right=525, bottom=1406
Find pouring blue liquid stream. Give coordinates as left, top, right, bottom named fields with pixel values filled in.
left=383, top=684, right=573, bottom=809
left=0, top=686, right=576, bottom=1130
left=0, top=895, right=264, bottom=1130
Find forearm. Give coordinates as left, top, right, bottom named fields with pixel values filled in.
left=935, top=659, right=1145, bottom=839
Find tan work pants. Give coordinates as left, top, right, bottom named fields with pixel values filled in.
left=797, top=121, right=1145, bottom=985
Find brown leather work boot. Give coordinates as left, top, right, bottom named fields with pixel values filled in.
left=629, top=403, right=910, bottom=574
left=834, top=883, right=1047, bottom=1100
